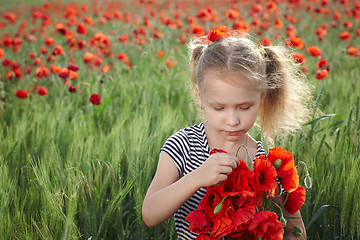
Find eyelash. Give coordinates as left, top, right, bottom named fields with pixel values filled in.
left=214, top=107, right=250, bottom=111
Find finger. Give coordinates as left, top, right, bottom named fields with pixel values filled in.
left=219, top=166, right=233, bottom=175
left=219, top=157, right=238, bottom=169
left=218, top=153, right=240, bottom=165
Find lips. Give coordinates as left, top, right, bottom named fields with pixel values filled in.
left=225, top=131, right=242, bottom=136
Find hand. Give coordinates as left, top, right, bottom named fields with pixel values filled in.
left=191, top=152, right=239, bottom=188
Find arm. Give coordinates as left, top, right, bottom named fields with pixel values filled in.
left=142, top=151, right=239, bottom=227
left=142, top=151, right=200, bottom=227
left=271, top=194, right=307, bottom=239
left=283, top=209, right=307, bottom=240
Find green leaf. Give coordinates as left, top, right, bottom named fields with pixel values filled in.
left=307, top=205, right=335, bottom=229
left=305, top=114, right=347, bottom=127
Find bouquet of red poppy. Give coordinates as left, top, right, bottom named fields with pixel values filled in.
left=185, top=147, right=306, bottom=240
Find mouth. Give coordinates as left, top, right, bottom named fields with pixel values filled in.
left=225, top=131, right=242, bottom=136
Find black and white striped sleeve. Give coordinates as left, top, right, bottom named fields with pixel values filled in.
left=160, top=130, right=190, bottom=178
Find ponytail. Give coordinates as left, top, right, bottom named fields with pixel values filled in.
left=189, top=45, right=205, bottom=90
left=259, top=46, right=312, bottom=140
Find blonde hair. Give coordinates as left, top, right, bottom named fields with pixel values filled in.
left=188, top=35, right=312, bottom=140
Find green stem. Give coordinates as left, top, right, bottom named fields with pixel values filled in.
left=235, top=144, right=253, bottom=170
left=296, top=161, right=312, bottom=189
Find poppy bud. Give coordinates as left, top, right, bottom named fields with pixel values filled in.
left=273, top=159, right=282, bottom=169
left=294, top=226, right=303, bottom=236
left=213, top=201, right=223, bottom=214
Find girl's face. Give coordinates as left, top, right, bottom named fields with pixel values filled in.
left=196, top=69, right=265, bottom=144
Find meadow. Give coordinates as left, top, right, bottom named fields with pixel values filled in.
left=0, top=0, right=359, bottom=239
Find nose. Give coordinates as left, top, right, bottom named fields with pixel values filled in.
left=225, top=110, right=240, bottom=127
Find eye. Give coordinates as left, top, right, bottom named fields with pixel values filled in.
left=214, top=107, right=224, bottom=111
left=240, top=106, right=251, bottom=110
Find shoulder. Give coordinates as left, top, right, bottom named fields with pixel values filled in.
left=165, top=122, right=205, bottom=143
left=160, top=122, right=206, bottom=177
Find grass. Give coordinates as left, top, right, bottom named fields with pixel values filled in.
left=1, top=0, right=360, bottom=239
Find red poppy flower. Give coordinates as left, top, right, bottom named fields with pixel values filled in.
left=306, top=46, right=322, bottom=57
left=2, top=58, right=11, bottom=66
left=191, top=25, right=205, bottom=36
left=165, top=57, right=173, bottom=69
left=274, top=19, right=283, bottom=28
left=52, top=45, right=63, bottom=56
left=267, top=147, right=299, bottom=193
left=15, top=89, right=29, bottom=99
left=67, top=63, right=79, bottom=71
left=248, top=211, right=284, bottom=239
left=316, top=69, right=329, bottom=80
left=198, top=185, right=224, bottom=220
left=253, top=156, right=277, bottom=191
left=185, top=210, right=210, bottom=234
left=291, top=53, right=306, bottom=65
left=90, top=93, right=101, bottom=105
left=69, top=70, right=78, bottom=80
left=58, top=67, right=69, bottom=79
left=316, top=59, right=329, bottom=70
left=339, top=31, right=351, bottom=41
left=284, top=185, right=306, bottom=214
left=343, top=20, right=353, bottom=28
left=37, top=86, right=48, bottom=96
left=102, top=64, right=109, bottom=73
left=207, top=25, right=231, bottom=42
left=289, top=37, right=305, bottom=50
left=347, top=47, right=360, bottom=57
left=225, top=9, right=240, bottom=19
left=77, top=23, right=87, bottom=35
left=260, top=37, right=272, bottom=46
left=195, top=233, right=213, bottom=240
left=69, top=85, right=77, bottom=93
left=232, top=201, right=256, bottom=231
left=210, top=214, right=233, bottom=239
left=83, top=52, right=94, bottom=63
left=45, top=37, right=54, bottom=46
left=209, top=148, right=228, bottom=155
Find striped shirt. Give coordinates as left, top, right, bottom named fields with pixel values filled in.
left=160, top=122, right=266, bottom=240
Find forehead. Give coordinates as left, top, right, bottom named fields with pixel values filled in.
left=200, top=69, right=262, bottom=103
left=201, top=69, right=256, bottom=90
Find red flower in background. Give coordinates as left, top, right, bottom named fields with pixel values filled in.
left=260, top=37, right=272, bottom=46
left=15, top=89, right=29, bottom=99
left=339, top=31, right=351, bottom=41
left=69, top=85, right=77, bottom=93
left=291, top=53, right=306, bottom=66
left=316, top=69, right=329, bottom=80
left=306, top=46, right=322, bottom=57
left=37, top=86, right=48, bottom=96
left=89, top=93, right=101, bottom=105
left=207, top=25, right=231, bottom=42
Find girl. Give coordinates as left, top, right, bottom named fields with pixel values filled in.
left=142, top=28, right=311, bottom=239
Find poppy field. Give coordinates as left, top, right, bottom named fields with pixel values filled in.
left=0, top=0, right=359, bottom=239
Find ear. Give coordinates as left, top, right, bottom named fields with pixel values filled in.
left=195, top=85, right=203, bottom=108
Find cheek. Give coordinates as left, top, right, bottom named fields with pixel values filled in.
left=205, top=110, right=223, bottom=123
